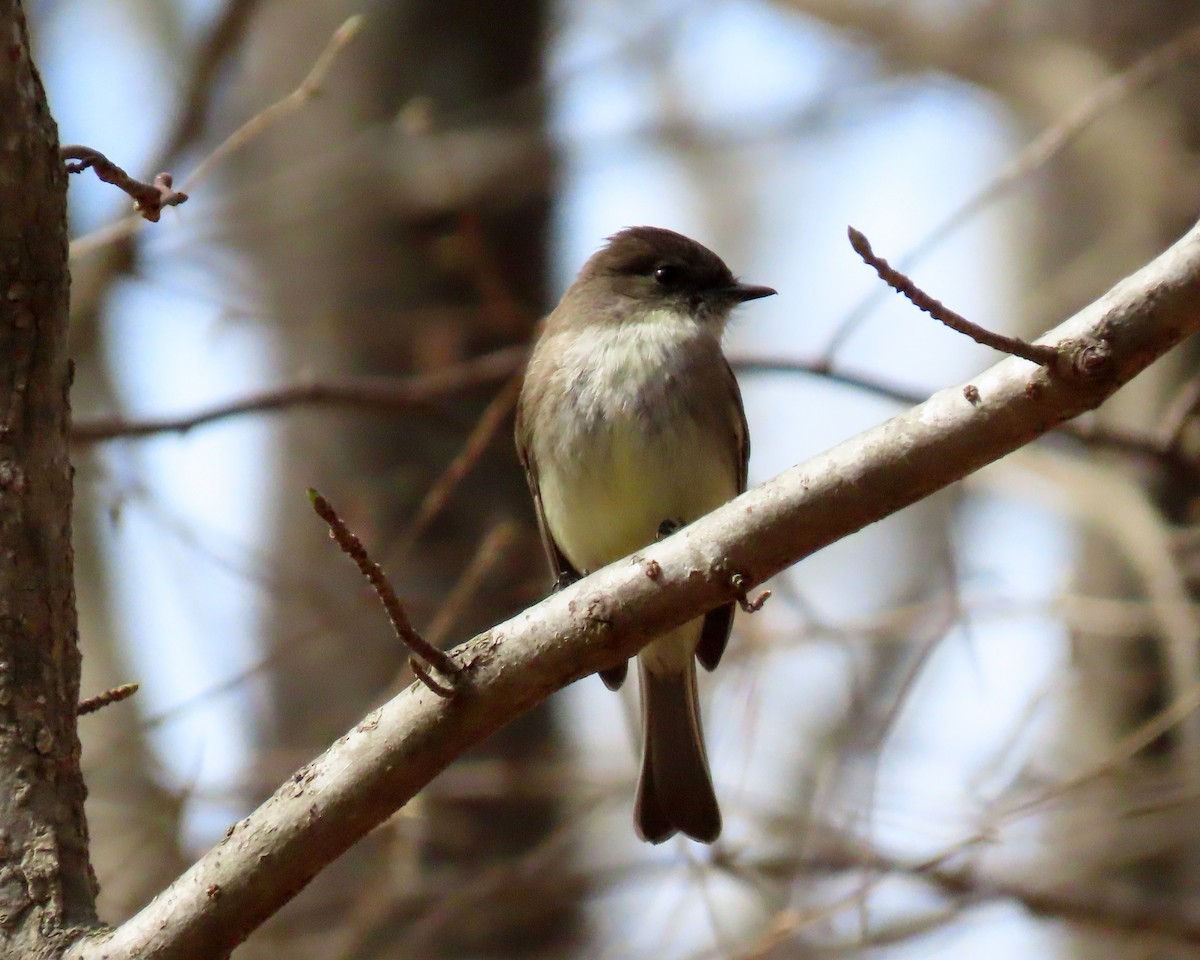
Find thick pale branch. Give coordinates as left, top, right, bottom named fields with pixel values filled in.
left=71, top=218, right=1200, bottom=959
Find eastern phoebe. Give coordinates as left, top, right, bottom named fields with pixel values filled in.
left=515, top=226, right=775, bottom=843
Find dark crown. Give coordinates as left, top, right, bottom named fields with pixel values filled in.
left=581, top=226, right=737, bottom=290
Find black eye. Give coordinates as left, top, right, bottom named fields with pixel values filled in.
left=653, top=263, right=683, bottom=286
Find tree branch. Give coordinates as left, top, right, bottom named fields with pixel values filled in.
left=848, top=226, right=1062, bottom=367
left=68, top=218, right=1200, bottom=959
left=73, top=348, right=1188, bottom=475
left=749, top=836, right=1200, bottom=952
left=69, top=346, right=527, bottom=444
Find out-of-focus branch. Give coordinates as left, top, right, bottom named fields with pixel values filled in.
left=70, top=345, right=1192, bottom=476
left=817, top=16, right=1200, bottom=360
left=69, top=15, right=363, bottom=260
left=399, top=376, right=523, bottom=549
left=179, top=14, right=363, bottom=193
left=744, top=836, right=1200, bottom=954
left=66, top=219, right=1200, bottom=960
left=159, top=0, right=267, bottom=164
left=69, top=346, right=527, bottom=445
left=778, top=0, right=1010, bottom=86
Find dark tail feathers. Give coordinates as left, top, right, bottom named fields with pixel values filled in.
left=633, top=661, right=721, bottom=844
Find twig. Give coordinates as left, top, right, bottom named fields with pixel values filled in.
left=1159, top=374, right=1200, bottom=450
left=77, top=682, right=140, bottom=716
left=158, top=0, right=267, bottom=165
left=735, top=356, right=1195, bottom=474
left=999, top=677, right=1200, bottom=822
left=70, top=347, right=526, bottom=445
left=68, top=15, right=364, bottom=260
left=182, top=14, right=363, bottom=191
left=307, top=489, right=460, bottom=695
left=848, top=226, right=1061, bottom=366
left=1068, top=418, right=1197, bottom=474
left=732, top=356, right=924, bottom=405
left=823, top=22, right=1200, bottom=360
left=423, top=521, right=519, bottom=649
left=61, top=146, right=188, bottom=223
left=407, top=660, right=456, bottom=698
left=69, top=341, right=1178, bottom=474
left=402, top=376, right=523, bottom=548
left=69, top=348, right=1185, bottom=473
left=67, top=353, right=919, bottom=445
left=730, top=573, right=770, bottom=613
left=771, top=834, right=1200, bottom=951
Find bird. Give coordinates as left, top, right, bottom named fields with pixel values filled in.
left=515, top=226, right=775, bottom=842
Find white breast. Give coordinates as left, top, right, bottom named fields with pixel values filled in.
left=533, top=314, right=739, bottom=574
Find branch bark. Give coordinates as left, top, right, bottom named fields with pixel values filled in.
left=66, top=216, right=1200, bottom=958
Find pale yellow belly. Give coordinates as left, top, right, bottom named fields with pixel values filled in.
left=538, top=413, right=737, bottom=576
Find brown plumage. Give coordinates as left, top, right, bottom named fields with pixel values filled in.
left=516, top=226, right=774, bottom=842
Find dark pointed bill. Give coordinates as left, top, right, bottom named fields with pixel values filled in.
left=728, top=282, right=777, bottom=302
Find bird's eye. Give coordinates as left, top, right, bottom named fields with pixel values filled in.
left=653, top=264, right=682, bottom=286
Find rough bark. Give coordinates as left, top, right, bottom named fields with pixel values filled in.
left=0, top=0, right=97, bottom=954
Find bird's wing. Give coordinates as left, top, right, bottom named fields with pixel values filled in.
left=695, top=358, right=749, bottom=672
left=515, top=402, right=629, bottom=690
left=515, top=415, right=579, bottom=589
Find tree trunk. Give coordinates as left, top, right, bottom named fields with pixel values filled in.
left=0, top=0, right=97, bottom=952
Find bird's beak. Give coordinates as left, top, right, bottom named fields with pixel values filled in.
left=727, top=282, right=777, bottom=303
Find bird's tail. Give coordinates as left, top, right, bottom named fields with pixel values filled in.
left=633, top=648, right=721, bottom=844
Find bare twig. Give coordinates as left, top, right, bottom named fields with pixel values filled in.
left=402, top=376, right=523, bottom=548
left=70, top=347, right=1189, bottom=475
left=159, top=0, right=267, bottom=165
left=823, top=22, right=1200, bottom=360
left=848, top=226, right=1060, bottom=366
left=77, top=682, right=140, bottom=716
left=407, top=660, right=456, bottom=698
left=730, top=573, right=770, bottom=613
left=748, top=834, right=1200, bottom=951
left=183, top=15, right=364, bottom=191
left=70, top=347, right=526, bottom=445
left=1000, top=678, right=1200, bottom=821
left=423, top=521, right=520, bottom=649
left=70, top=341, right=1184, bottom=480
left=733, top=356, right=924, bottom=404
left=1159, top=374, right=1200, bottom=450
left=61, top=146, right=188, bottom=222
left=307, top=489, right=460, bottom=694
left=69, top=15, right=364, bottom=259
left=735, top=355, right=1196, bottom=475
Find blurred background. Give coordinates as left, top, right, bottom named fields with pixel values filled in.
left=29, top=0, right=1200, bottom=956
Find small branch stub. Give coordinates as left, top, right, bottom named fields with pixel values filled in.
left=1054, top=336, right=1116, bottom=382
left=731, top=573, right=770, bottom=613
left=78, top=682, right=140, bottom=716
left=61, top=145, right=189, bottom=222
